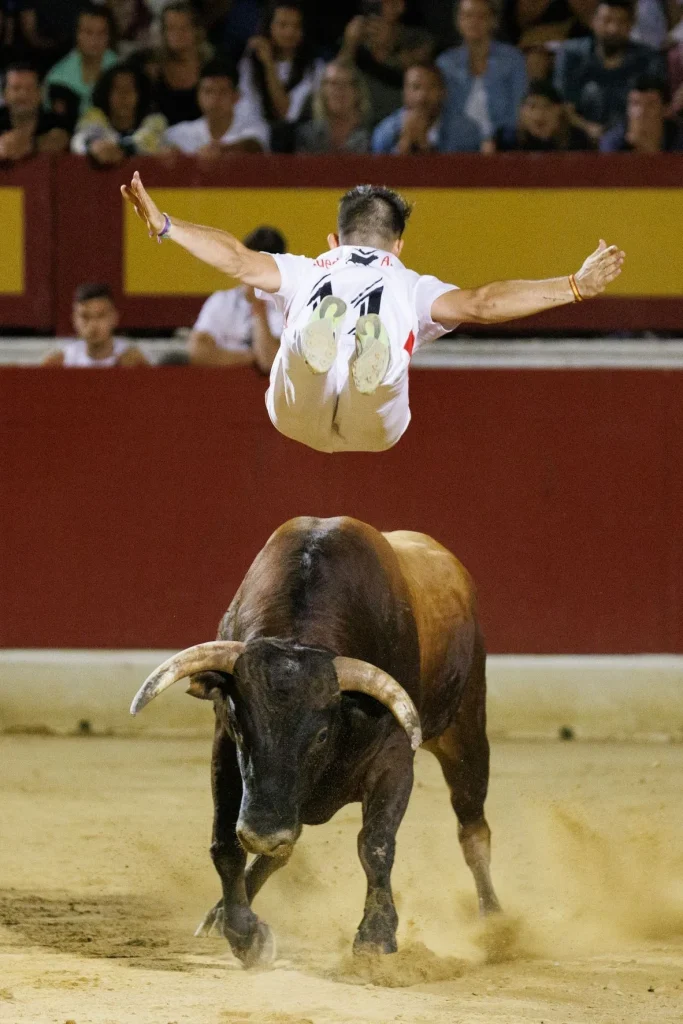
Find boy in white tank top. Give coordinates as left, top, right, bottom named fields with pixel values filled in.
left=122, top=172, right=625, bottom=453
left=43, top=283, right=148, bottom=368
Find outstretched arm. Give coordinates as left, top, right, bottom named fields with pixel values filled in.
left=431, top=241, right=625, bottom=328
left=121, top=171, right=282, bottom=293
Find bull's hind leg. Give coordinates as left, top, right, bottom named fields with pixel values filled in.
left=195, top=722, right=276, bottom=967
left=428, top=650, right=501, bottom=916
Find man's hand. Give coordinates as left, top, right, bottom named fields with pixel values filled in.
left=90, top=138, right=124, bottom=165
left=121, top=170, right=165, bottom=237
left=247, top=35, right=274, bottom=65
left=0, top=128, right=33, bottom=162
left=574, top=239, right=625, bottom=298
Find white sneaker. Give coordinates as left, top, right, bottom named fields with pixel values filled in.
left=351, top=314, right=391, bottom=394
left=301, top=295, right=347, bottom=374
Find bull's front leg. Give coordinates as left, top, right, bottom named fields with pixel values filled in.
left=354, top=735, right=414, bottom=954
left=195, top=723, right=275, bottom=967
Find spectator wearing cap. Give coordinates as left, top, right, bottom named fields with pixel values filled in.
left=436, top=0, right=528, bottom=147
left=372, top=61, right=482, bottom=152
left=162, top=58, right=269, bottom=154
left=71, top=64, right=167, bottom=165
left=340, top=0, right=435, bottom=127
left=554, top=0, right=666, bottom=142
left=188, top=226, right=286, bottom=371
left=295, top=60, right=371, bottom=153
left=239, top=2, right=325, bottom=125
left=42, top=284, right=148, bottom=367
left=599, top=72, right=683, bottom=148
left=494, top=80, right=593, bottom=148
left=155, top=1, right=212, bottom=127
left=0, top=62, right=69, bottom=162
left=43, top=4, right=118, bottom=117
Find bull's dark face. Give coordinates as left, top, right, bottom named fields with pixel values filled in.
left=219, top=639, right=342, bottom=858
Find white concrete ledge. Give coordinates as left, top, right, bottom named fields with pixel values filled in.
left=0, top=650, right=682, bottom=741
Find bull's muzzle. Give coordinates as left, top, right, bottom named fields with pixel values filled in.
left=236, top=824, right=299, bottom=858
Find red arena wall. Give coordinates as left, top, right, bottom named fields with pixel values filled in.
left=0, top=367, right=681, bottom=653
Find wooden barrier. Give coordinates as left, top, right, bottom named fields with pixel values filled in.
left=0, top=366, right=681, bottom=653
left=1, top=153, right=682, bottom=333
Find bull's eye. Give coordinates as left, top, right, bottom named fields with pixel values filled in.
left=316, top=727, right=329, bottom=745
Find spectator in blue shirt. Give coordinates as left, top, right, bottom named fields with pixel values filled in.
left=599, top=73, right=683, bottom=150
left=554, top=0, right=667, bottom=142
left=436, top=0, right=528, bottom=148
left=372, top=61, right=482, bottom=152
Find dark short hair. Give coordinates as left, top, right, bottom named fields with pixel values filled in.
left=73, top=283, right=115, bottom=305
left=162, top=0, right=201, bottom=25
left=4, top=61, right=40, bottom=82
left=338, top=185, right=413, bottom=245
left=77, top=2, right=116, bottom=36
left=630, top=73, right=669, bottom=102
left=243, top=226, right=287, bottom=253
left=404, top=62, right=445, bottom=88
left=199, top=58, right=239, bottom=89
left=525, top=80, right=563, bottom=105
left=596, top=0, right=635, bottom=14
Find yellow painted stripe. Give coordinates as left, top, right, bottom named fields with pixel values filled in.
left=0, top=188, right=25, bottom=294
left=124, top=187, right=683, bottom=297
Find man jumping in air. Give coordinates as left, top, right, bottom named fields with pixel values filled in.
left=122, top=172, right=625, bottom=453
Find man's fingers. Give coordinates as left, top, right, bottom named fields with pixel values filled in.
left=598, top=238, right=607, bottom=250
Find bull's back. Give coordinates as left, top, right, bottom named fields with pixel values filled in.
left=221, top=516, right=422, bottom=694
left=383, top=530, right=478, bottom=688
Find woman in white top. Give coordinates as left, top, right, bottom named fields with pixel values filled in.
left=238, top=1, right=324, bottom=124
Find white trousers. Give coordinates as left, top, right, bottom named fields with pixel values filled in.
left=265, top=315, right=412, bottom=454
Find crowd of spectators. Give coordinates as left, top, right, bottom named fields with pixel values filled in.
left=0, top=0, right=681, bottom=162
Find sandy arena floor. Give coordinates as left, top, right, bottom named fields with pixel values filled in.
left=0, top=735, right=682, bottom=1024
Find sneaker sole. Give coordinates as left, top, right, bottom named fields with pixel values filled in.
left=352, top=314, right=391, bottom=394
left=301, top=296, right=347, bottom=374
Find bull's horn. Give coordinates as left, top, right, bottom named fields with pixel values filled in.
left=130, top=641, right=246, bottom=715
left=333, top=656, right=422, bottom=751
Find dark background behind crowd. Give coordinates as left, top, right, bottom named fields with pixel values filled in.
left=0, top=0, right=682, bottom=163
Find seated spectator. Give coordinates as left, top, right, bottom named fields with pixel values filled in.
left=494, top=79, right=593, bottom=147
left=514, top=0, right=596, bottom=48
left=162, top=58, right=269, bottom=153
left=436, top=0, right=528, bottom=146
left=554, top=0, right=666, bottom=142
left=155, top=1, right=211, bottom=126
left=106, top=0, right=153, bottom=59
left=188, top=226, right=285, bottom=371
left=340, top=0, right=434, bottom=127
left=669, top=40, right=683, bottom=118
left=630, top=0, right=681, bottom=49
left=17, top=0, right=83, bottom=75
left=239, top=2, right=324, bottom=125
left=43, top=4, right=118, bottom=118
left=295, top=60, right=371, bottom=153
left=0, top=62, right=69, bottom=162
left=71, top=65, right=167, bottom=164
left=600, top=72, right=683, bottom=147
left=372, top=61, right=482, bottom=152
left=42, top=284, right=148, bottom=367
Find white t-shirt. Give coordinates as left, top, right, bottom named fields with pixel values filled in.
left=238, top=55, right=325, bottom=124
left=61, top=338, right=130, bottom=367
left=162, top=105, right=270, bottom=153
left=193, top=286, right=284, bottom=351
left=259, top=246, right=458, bottom=352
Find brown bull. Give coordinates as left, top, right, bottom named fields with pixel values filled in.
left=131, top=516, right=500, bottom=965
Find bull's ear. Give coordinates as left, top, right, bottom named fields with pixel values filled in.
left=186, top=671, right=230, bottom=701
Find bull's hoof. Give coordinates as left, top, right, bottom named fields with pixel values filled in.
left=353, top=933, right=397, bottom=956
left=195, top=901, right=276, bottom=968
